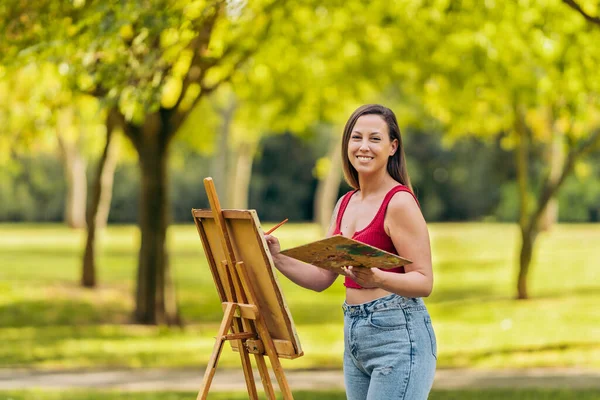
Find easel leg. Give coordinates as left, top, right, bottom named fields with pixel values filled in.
left=235, top=262, right=294, bottom=400
left=197, top=303, right=237, bottom=400
left=254, top=354, right=277, bottom=399
left=255, top=319, right=294, bottom=400
left=237, top=336, right=259, bottom=399
left=222, top=260, right=259, bottom=400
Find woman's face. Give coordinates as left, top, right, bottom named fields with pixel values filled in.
left=347, top=114, right=398, bottom=177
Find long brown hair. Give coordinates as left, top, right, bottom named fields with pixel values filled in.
left=341, top=104, right=412, bottom=190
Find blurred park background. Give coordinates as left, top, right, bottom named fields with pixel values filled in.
left=1, top=0, right=600, bottom=399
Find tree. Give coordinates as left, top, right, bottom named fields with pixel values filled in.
left=0, top=60, right=116, bottom=287
left=0, top=62, right=109, bottom=229
left=55, top=106, right=87, bottom=229
left=2, top=0, right=287, bottom=324
left=390, top=1, right=600, bottom=299
left=82, top=107, right=122, bottom=288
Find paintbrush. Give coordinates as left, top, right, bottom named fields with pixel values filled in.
left=265, top=218, right=288, bottom=235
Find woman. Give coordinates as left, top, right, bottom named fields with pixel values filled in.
left=265, top=104, right=436, bottom=400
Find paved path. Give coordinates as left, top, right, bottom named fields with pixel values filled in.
left=1, top=368, right=600, bottom=392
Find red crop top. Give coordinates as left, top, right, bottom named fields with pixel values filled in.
left=332, top=185, right=419, bottom=289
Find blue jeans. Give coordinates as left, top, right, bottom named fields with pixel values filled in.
left=342, top=294, right=437, bottom=400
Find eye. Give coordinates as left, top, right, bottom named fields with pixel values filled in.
left=371, top=137, right=381, bottom=141
left=351, top=135, right=361, bottom=139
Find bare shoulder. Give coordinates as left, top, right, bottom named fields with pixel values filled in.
left=386, top=190, right=425, bottom=228
left=388, top=190, right=420, bottom=214
left=333, top=195, right=344, bottom=214
left=326, top=196, right=346, bottom=237
left=330, top=195, right=345, bottom=222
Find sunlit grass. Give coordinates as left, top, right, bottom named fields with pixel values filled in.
left=0, top=222, right=599, bottom=370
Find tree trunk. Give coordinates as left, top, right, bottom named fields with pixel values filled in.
left=81, top=109, right=121, bottom=288
left=517, top=225, right=538, bottom=299
left=131, top=112, right=180, bottom=325
left=228, top=141, right=256, bottom=209
left=513, top=119, right=599, bottom=299
left=514, top=107, right=532, bottom=299
left=65, top=152, right=87, bottom=229
left=95, top=133, right=120, bottom=229
left=210, top=106, right=234, bottom=207
left=57, top=125, right=88, bottom=229
left=314, top=135, right=343, bottom=234
left=540, top=198, right=558, bottom=232
left=539, top=129, right=564, bottom=231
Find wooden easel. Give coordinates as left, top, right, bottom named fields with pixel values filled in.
left=196, top=178, right=294, bottom=400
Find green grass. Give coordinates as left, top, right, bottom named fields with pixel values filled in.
left=1, top=222, right=599, bottom=370
left=2, top=389, right=600, bottom=400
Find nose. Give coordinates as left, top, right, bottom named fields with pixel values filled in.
left=359, top=139, right=369, bottom=152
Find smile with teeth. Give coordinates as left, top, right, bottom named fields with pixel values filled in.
left=357, top=156, right=373, bottom=161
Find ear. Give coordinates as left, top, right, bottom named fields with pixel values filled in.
left=389, top=139, right=399, bottom=156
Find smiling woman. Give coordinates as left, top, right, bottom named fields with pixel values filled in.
left=341, top=105, right=412, bottom=195
left=264, top=104, right=436, bottom=400
left=347, top=114, right=394, bottom=177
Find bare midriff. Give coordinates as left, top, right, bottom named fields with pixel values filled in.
left=345, top=287, right=392, bottom=305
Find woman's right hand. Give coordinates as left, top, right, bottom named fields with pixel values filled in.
left=264, top=234, right=281, bottom=256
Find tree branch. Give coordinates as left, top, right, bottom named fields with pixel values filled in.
left=121, top=115, right=142, bottom=152
left=562, top=0, right=600, bottom=27
left=173, top=1, right=225, bottom=112
left=171, top=39, right=260, bottom=133
left=170, top=0, right=281, bottom=135
left=529, top=129, right=600, bottom=233
left=200, top=46, right=255, bottom=95
left=573, top=128, right=600, bottom=158
left=513, top=104, right=530, bottom=230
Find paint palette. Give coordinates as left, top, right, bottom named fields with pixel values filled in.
left=280, top=235, right=412, bottom=271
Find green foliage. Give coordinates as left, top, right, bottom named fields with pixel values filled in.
left=2, top=0, right=282, bottom=118
left=249, top=133, right=318, bottom=222
left=557, top=160, right=600, bottom=222
left=495, top=182, right=522, bottom=222
left=3, top=0, right=600, bottom=164
left=2, top=135, right=599, bottom=223
left=0, top=62, right=106, bottom=169
left=0, top=155, right=66, bottom=222
left=399, top=1, right=600, bottom=141
left=404, top=131, right=514, bottom=221
left=493, top=150, right=600, bottom=222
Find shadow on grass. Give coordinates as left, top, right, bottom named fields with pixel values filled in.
left=0, top=248, right=136, bottom=259
left=429, top=284, right=600, bottom=305
left=533, top=285, right=600, bottom=300
left=1, top=281, right=345, bottom=328
left=177, top=299, right=224, bottom=323
left=435, top=258, right=504, bottom=271
left=0, top=294, right=234, bottom=328
left=1, top=248, right=207, bottom=259
left=444, top=342, right=600, bottom=366
left=0, top=299, right=130, bottom=327
left=427, top=286, right=508, bottom=304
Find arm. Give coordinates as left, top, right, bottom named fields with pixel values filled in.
left=265, top=198, right=343, bottom=292
left=344, top=191, right=434, bottom=297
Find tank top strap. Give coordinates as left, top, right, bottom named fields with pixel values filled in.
left=335, top=190, right=358, bottom=232
left=371, top=185, right=420, bottom=227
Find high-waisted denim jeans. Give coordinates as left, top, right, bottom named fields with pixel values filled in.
left=342, top=293, right=437, bottom=400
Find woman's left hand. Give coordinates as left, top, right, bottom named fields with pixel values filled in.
left=343, top=266, right=383, bottom=288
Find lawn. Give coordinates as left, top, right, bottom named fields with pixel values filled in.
left=0, top=222, right=599, bottom=370
left=2, top=389, right=600, bottom=400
